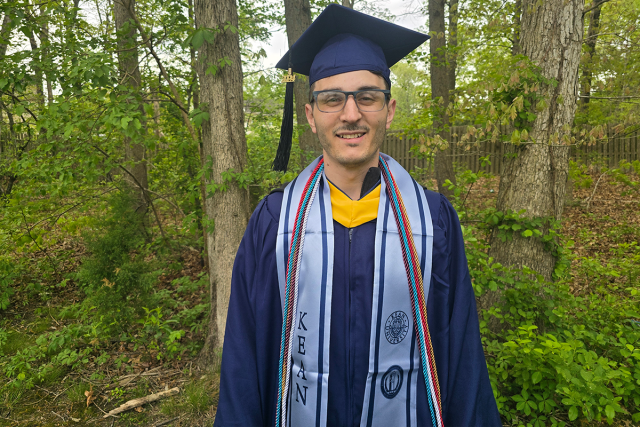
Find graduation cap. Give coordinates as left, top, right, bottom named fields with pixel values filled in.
left=272, top=4, right=430, bottom=172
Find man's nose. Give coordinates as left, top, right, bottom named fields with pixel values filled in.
left=340, top=94, right=362, bottom=122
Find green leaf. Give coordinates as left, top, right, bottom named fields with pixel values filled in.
left=191, top=29, right=205, bottom=50
left=532, top=371, right=542, bottom=384
left=522, top=229, right=533, bottom=237
left=605, top=405, right=615, bottom=420
left=568, top=406, right=578, bottom=421
left=580, top=370, right=593, bottom=381
left=203, top=29, right=217, bottom=43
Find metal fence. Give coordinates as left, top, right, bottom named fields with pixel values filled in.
left=381, top=125, right=640, bottom=175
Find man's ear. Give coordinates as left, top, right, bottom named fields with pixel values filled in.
left=385, top=98, right=396, bottom=129
left=305, top=103, right=317, bottom=133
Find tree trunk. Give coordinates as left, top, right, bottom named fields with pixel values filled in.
left=0, top=12, right=11, bottom=58
left=39, top=5, right=53, bottom=104
left=342, top=0, right=354, bottom=9
left=188, top=0, right=207, bottom=269
left=482, top=0, right=584, bottom=311
left=113, top=0, right=149, bottom=207
left=579, top=2, right=603, bottom=107
left=26, top=14, right=45, bottom=109
left=512, top=0, right=522, bottom=56
left=195, top=0, right=251, bottom=366
left=447, top=0, right=458, bottom=93
left=283, top=0, right=321, bottom=166
left=429, top=0, right=456, bottom=197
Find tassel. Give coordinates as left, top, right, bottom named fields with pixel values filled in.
left=273, top=68, right=296, bottom=172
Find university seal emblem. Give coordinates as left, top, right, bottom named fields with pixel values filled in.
left=385, top=310, right=409, bottom=344
left=381, top=365, right=404, bottom=399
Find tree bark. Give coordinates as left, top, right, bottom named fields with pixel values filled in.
left=342, top=0, right=354, bottom=9
left=0, top=12, right=11, bottom=58
left=26, top=7, right=45, bottom=109
left=283, top=0, right=321, bottom=166
left=429, top=0, right=456, bottom=197
left=38, top=4, right=53, bottom=104
left=483, top=0, right=584, bottom=311
left=447, top=0, right=458, bottom=93
left=579, top=2, right=603, bottom=107
left=113, top=0, right=149, bottom=207
left=512, top=0, right=522, bottom=56
left=194, top=0, right=251, bottom=365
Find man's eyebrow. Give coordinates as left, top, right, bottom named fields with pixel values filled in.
left=357, top=85, right=385, bottom=90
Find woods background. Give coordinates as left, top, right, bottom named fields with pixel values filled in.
left=1, top=0, right=639, bottom=425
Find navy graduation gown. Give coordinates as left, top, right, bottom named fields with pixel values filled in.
left=213, top=188, right=501, bottom=427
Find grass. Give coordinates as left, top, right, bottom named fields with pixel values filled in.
left=161, top=374, right=219, bottom=419
left=0, top=331, right=35, bottom=356
left=66, top=381, right=91, bottom=405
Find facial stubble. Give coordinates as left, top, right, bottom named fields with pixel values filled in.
left=315, top=115, right=388, bottom=168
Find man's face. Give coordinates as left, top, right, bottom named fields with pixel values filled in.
left=305, top=70, right=396, bottom=169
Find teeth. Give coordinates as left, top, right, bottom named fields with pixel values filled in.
left=339, top=133, right=364, bottom=139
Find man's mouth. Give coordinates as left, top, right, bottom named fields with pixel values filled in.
left=337, top=133, right=366, bottom=139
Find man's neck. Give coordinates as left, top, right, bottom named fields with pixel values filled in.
left=323, top=151, right=379, bottom=200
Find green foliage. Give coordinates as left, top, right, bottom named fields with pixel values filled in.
left=0, top=258, right=18, bottom=311
left=490, top=58, right=556, bottom=135
left=138, top=307, right=185, bottom=360
left=463, top=217, right=640, bottom=426
left=74, top=190, right=155, bottom=328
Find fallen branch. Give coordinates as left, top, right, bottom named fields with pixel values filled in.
left=103, top=387, right=180, bottom=418
left=584, top=172, right=607, bottom=211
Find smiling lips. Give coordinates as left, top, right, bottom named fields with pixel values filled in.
left=337, top=132, right=366, bottom=139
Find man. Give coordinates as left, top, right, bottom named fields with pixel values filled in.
left=214, top=5, right=501, bottom=427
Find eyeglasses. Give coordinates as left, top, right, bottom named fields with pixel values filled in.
left=312, top=89, right=391, bottom=113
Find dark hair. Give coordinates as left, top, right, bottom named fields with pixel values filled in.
left=308, top=70, right=391, bottom=103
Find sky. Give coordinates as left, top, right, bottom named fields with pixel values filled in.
left=259, top=0, right=428, bottom=70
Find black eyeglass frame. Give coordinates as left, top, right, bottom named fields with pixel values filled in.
left=311, top=89, right=391, bottom=112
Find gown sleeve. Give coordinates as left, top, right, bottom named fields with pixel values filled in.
left=437, top=194, right=502, bottom=426
left=214, top=196, right=281, bottom=427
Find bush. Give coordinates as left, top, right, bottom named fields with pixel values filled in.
left=75, top=190, right=156, bottom=329
left=465, top=227, right=640, bottom=426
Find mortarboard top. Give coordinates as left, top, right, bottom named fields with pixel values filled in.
left=272, top=4, right=429, bottom=172
left=275, top=4, right=430, bottom=87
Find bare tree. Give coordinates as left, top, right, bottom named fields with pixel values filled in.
left=580, top=1, right=604, bottom=107
left=113, top=0, right=149, bottom=206
left=284, top=0, right=321, bottom=165
left=194, top=0, right=251, bottom=364
left=429, top=0, right=456, bottom=197
left=483, top=0, right=584, bottom=312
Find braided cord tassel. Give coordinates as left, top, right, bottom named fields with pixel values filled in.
left=275, top=160, right=325, bottom=427
left=379, top=157, right=444, bottom=427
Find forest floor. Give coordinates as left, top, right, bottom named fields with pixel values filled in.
left=0, top=170, right=638, bottom=427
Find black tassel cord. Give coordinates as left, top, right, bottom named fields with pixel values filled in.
left=272, top=80, right=295, bottom=172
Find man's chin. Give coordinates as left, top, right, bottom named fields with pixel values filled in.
left=331, top=151, right=379, bottom=168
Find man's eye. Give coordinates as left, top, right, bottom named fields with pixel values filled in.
left=357, top=92, right=379, bottom=104
left=320, top=93, right=345, bottom=105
